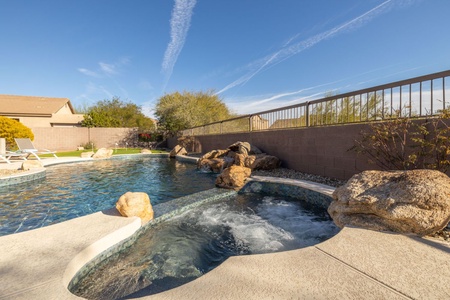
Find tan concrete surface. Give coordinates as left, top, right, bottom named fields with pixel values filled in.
left=316, top=227, right=450, bottom=300
left=0, top=209, right=141, bottom=300
left=146, top=241, right=408, bottom=300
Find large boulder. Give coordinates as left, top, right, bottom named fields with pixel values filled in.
left=169, top=145, right=187, bottom=158
left=92, top=148, right=113, bottom=159
left=116, top=192, right=154, bottom=224
left=215, top=165, right=251, bottom=190
left=328, top=169, right=450, bottom=236
left=248, top=154, right=281, bottom=170
left=227, top=141, right=262, bottom=155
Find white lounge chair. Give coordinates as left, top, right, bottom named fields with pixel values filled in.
left=0, top=151, right=27, bottom=164
left=14, top=138, right=58, bottom=161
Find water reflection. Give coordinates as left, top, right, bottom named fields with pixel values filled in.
left=0, top=157, right=216, bottom=236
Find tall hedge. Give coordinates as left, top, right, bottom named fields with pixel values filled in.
left=0, top=117, right=34, bottom=150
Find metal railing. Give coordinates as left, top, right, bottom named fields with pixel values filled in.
left=181, top=70, right=450, bottom=136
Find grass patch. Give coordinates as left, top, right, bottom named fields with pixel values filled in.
left=39, top=148, right=167, bottom=158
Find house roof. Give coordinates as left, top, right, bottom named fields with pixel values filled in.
left=0, top=94, right=75, bottom=116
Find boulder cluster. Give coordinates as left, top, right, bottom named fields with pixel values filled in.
left=196, top=141, right=281, bottom=190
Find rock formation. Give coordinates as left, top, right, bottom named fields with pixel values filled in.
left=92, top=148, right=113, bottom=159
left=169, top=145, right=187, bottom=158
left=116, top=192, right=154, bottom=224
left=197, top=141, right=279, bottom=172
left=328, top=169, right=450, bottom=236
left=195, top=141, right=281, bottom=189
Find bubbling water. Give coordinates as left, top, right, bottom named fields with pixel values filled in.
left=70, top=193, right=339, bottom=299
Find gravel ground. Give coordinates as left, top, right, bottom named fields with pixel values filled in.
left=252, top=168, right=346, bottom=188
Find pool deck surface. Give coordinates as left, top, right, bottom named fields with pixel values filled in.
left=1, top=157, right=449, bottom=299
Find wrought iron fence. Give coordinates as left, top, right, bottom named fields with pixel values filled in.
left=181, top=70, right=450, bottom=136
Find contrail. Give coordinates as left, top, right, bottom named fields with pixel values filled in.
left=216, top=0, right=396, bottom=95
left=162, top=0, right=196, bottom=89
left=243, top=80, right=341, bottom=108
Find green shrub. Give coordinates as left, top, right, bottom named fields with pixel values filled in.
left=0, top=117, right=34, bottom=150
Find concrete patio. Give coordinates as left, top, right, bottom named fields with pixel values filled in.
left=0, top=157, right=449, bottom=299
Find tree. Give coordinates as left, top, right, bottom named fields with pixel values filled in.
left=154, top=90, right=233, bottom=135
left=81, top=97, right=155, bottom=131
left=0, top=117, right=34, bottom=150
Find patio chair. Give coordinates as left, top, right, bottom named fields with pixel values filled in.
left=0, top=151, right=27, bottom=164
left=14, top=138, right=58, bottom=161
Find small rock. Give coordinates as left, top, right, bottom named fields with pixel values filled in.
left=141, top=149, right=152, bottom=154
left=116, top=192, right=154, bottom=224
left=20, top=160, right=43, bottom=170
left=169, top=145, right=187, bottom=158
left=92, top=148, right=113, bottom=159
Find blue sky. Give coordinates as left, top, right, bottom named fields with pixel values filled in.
left=1, top=0, right=449, bottom=117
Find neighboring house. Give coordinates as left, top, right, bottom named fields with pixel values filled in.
left=270, top=118, right=306, bottom=129
left=0, top=94, right=84, bottom=128
left=250, top=115, right=269, bottom=130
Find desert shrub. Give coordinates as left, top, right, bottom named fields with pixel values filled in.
left=410, top=110, right=450, bottom=172
left=80, top=141, right=96, bottom=151
left=352, top=109, right=450, bottom=172
left=0, top=117, right=34, bottom=150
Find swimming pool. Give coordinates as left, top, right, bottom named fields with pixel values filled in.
left=0, top=156, right=216, bottom=236
left=70, top=192, right=339, bottom=299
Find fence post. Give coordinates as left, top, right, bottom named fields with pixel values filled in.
left=0, top=138, right=5, bottom=153
left=249, top=115, right=252, bottom=132
left=220, top=122, right=223, bottom=134
left=306, top=102, right=310, bottom=127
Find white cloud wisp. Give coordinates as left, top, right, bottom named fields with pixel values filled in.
left=161, top=0, right=197, bottom=89
left=216, top=0, right=397, bottom=95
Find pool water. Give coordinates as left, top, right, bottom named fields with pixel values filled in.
left=70, top=193, right=339, bottom=299
left=0, top=156, right=216, bottom=236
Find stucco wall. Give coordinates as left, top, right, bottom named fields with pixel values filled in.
left=168, top=123, right=379, bottom=180
left=10, top=114, right=84, bottom=128
left=31, top=127, right=135, bottom=151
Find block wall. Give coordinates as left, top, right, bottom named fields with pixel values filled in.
left=31, top=127, right=135, bottom=151
left=168, top=123, right=379, bottom=180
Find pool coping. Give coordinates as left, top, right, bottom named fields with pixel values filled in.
left=0, top=159, right=449, bottom=299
